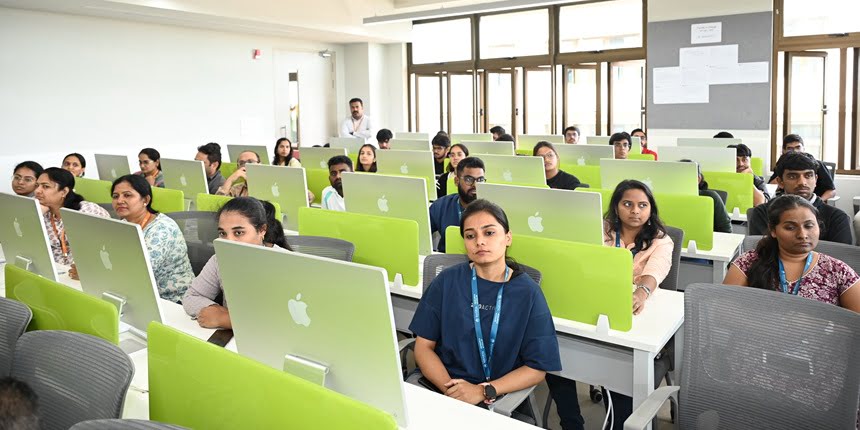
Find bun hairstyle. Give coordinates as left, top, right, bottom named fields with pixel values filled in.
left=42, top=167, right=84, bottom=210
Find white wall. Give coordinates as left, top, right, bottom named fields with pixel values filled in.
left=341, top=42, right=408, bottom=136
left=648, top=0, right=772, bottom=22
left=0, top=7, right=342, bottom=191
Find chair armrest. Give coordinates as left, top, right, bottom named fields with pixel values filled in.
left=623, top=386, right=680, bottom=430
left=491, top=385, right=535, bottom=417
left=398, top=338, right=416, bottom=353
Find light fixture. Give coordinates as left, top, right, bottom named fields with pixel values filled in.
left=363, top=0, right=574, bottom=25
left=318, top=49, right=332, bottom=58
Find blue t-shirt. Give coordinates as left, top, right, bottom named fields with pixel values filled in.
left=409, top=262, right=561, bottom=384
left=428, top=193, right=462, bottom=252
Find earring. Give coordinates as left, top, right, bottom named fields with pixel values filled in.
left=647, top=219, right=651, bottom=226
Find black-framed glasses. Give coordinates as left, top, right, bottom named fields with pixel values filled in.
left=461, top=175, right=486, bottom=185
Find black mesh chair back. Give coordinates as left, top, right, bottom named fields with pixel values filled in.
left=164, top=211, right=219, bottom=244
left=0, top=297, right=32, bottom=377
left=711, top=189, right=728, bottom=205
left=660, top=226, right=684, bottom=291
left=70, top=419, right=188, bottom=429
left=421, top=254, right=542, bottom=293
left=285, top=235, right=355, bottom=262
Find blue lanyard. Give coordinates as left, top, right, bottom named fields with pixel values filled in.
left=615, top=229, right=638, bottom=257
left=777, top=253, right=813, bottom=295
left=471, top=264, right=509, bottom=382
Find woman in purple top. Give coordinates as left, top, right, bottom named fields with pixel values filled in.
left=724, top=194, right=860, bottom=311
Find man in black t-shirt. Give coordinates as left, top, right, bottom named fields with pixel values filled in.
left=768, top=134, right=836, bottom=200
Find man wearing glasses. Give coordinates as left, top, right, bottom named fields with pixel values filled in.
left=12, top=161, right=44, bottom=197
left=429, top=157, right=485, bottom=252
left=609, top=131, right=632, bottom=160
left=216, top=150, right=260, bottom=197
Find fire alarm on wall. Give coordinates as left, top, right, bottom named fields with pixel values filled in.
left=252, top=49, right=262, bottom=60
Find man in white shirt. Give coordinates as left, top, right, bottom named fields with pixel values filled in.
left=321, top=155, right=353, bottom=211
left=339, top=98, right=376, bottom=147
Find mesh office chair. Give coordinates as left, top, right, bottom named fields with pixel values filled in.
left=625, top=283, right=860, bottom=430
left=164, top=211, right=219, bottom=245
left=421, top=254, right=542, bottom=292
left=0, top=297, right=32, bottom=377
left=285, top=236, right=355, bottom=262
left=96, top=203, right=119, bottom=219
left=710, top=189, right=729, bottom=205
left=11, top=331, right=134, bottom=430
left=70, top=420, right=188, bottom=430
left=186, top=242, right=216, bottom=277
left=741, top=236, right=860, bottom=273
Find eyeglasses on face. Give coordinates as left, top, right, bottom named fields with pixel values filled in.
left=461, top=175, right=486, bottom=185
left=12, top=175, right=36, bottom=183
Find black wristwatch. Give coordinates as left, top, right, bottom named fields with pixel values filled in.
left=483, top=383, right=497, bottom=402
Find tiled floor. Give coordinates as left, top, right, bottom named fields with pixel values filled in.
left=534, top=380, right=673, bottom=429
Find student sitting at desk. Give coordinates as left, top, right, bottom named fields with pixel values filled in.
left=195, top=142, right=226, bottom=194
left=111, top=174, right=194, bottom=303
left=321, top=155, right=353, bottom=211
left=533, top=141, right=582, bottom=190
left=272, top=137, right=301, bottom=167
left=767, top=134, right=836, bottom=200
left=630, top=128, right=657, bottom=160
left=355, top=143, right=377, bottom=173
left=438, top=143, right=468, bottom=196
left=563, top=126, right=580, bottom=144
left=183, top=197, right=291, bottom=328
left=724, top=195, right=860, bottom=312
left=61, top=153, right=86, bottom=178
left=490, top=125, right=505, bottom=141
left=429, top=156, right=484, bottom=253
left=432, top=133, right=451, bottom=189
left=134, top=148, right=165, bottom=188
left=11, top=161, right=43, bottom=197
left=680, top=159, right=731, bottom=233
left=727, top=143, right=768, bottom=206
left=216, top=150, right=259, bottom=197
left=376, top=128, right=393, bottom=150
left=409, top=199, right=561, bottom=414
left=748, top=152, right=851, bottom=245
left=34, top=168, right=110, bottom=267
left=547, top=179, right=674, bottom=430
left=609, top=132, right=631, bottom=160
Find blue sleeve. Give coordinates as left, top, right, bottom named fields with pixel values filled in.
left=428, top=199, right=441, bottom=236
left=519, top=287, right=562, bottom=372
left=408, top=276, right=443, bottom=341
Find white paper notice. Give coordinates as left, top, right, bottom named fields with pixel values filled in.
left=737, top=62, right=769, bottom=83
left=691, top=22, right=722, bottom=44
left=709, top=44, right=738, bottom=66
left=679, top=47, right=710, bottom=69
left=653, top=66, right=709, bottom=104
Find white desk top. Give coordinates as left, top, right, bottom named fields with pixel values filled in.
left=730, top=212, right=747, bottom=222
left=679, top=232, right=744, bottom=262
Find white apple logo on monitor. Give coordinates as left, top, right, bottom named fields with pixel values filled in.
left=502, top=169, right=513, bottom=182
left=13, top=218, right=23, bottom=238
left=400, top=163, right=409, bottom=174
left=319, top=160, right=327, bottom=169
left=110, top=168, right=117, bottom=179
left=377, top=195, right=389, bottom=212
left=271, top=182, right=280, bottom=197
left=528, top=212, right=544, bottom=233
left=179, top=174, right=187, bottom=187
left=577, top=156, right=586, bottom=166
left=288, top=293, right=311, bottom=327
left=642, top=177, right=654, bottom=191
left=100, top=245, right=113, bottom=270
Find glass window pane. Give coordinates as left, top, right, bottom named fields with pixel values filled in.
left=559, top=0, right=642, bottom=53
left=788, top=55, right=825, bottom=159
left=565, top=67, right=598, bottom=136
left=822, top=49, right=840, bottom=165
left=610, top=60, right=644, bottom=133
left=417, top=76, right=442, bottom=133
left=449, top=74, right=475, bottom=133
left=487, top=72, right=513, bottom=134
left=412, top=19, right=472, bottom=64
left=480, top=10, right=549, bottom=59
left=784, top=0, right=860, bottom=37
left=525, top=69, right=553, bottom=135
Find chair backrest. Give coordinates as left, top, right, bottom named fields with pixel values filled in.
left=186, top=242, right=216, bottom=277
left=71, top=419, right=188, bottom=430
left=660, top=226, right=685, bottom=291
left=742, top=235, right=763, bottom=254
left=681, top=284, right=860, bottom=429
left=812, top=239, right=860, bottom=273
left=0, top=297, right=32, bottom=377
left=285, top=235, right=355, bottom=262
left=822, top=161, right=836, bottom=179
left=711, top=189, right=728, bottom=205
left=97, top=203, right=119, bottom=219
left=164, top=211, right=219, bottom=244
left=421, top=254, right=543, bottom=293
left=11, top=331, right=134, bottom=430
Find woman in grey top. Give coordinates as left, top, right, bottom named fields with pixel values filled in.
left=183, top=197, right=291, bottom=329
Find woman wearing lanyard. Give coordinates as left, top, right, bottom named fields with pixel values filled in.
left=408, top=199, right=561, bottom=416
left=110, top=175, right=194, bottom=303
left=724, top=194, right=860, bottom=311
left=33, top=168, right=110, bottom=268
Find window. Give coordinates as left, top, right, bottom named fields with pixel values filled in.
left=479, top=9, right=549, bottom=59
left=783, top=0, right=860, bottom=38
left=412, top=19, right=472, bottom=64
left=449, top=74, right=476, bottom=133
left=415, top=75, right=445, bottom=133
left=558, top=0, right=642, bottom=53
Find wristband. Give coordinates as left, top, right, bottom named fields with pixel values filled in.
left=636, top=285, right=652, bottom=298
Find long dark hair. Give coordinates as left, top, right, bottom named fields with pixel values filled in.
left=355, top=144, right=377, bottom=172
left=111, top=174, right=157, bottom=214
left=63, top=153, right=87, bottom=177
left=604, top=179, right=668, bottom=253
left=216, top=197, right=291, bottom=250
left=139, top=148, right=162, bottom=171
left=746, top=195, right=819, bottom=291
left=459, top=199, right=522, bottom=277
left=273, top=138, right=294, bottom=166
left=42, top=167, right=84, bottom=210
left=446, top=144, right=470, bottom=173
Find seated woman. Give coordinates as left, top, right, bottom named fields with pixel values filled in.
left=272, top=137, right=301, bottom=167
left=546, top=179, right=674, bottom=430
left=408, top=199, right=561, bottom=412
left=724, top=194, right=859, bottom=311
left=355, top=144, right=377, bottom=173
left=61, top=153, right=87, bottom=178
left=134, top=148, right=164, bottom=188
left=110, top=175, right=194, bottom=303
left=533, top=141, right=582, bottom=190
left=183, top=197, right=292, bottom=328
left=34, top=168, right=110, bottom=268
left=437, top=143, right=468, bottom=196
left=681, top=159, right=731, bottom=233
left=11, top=161, right=43, bottom=197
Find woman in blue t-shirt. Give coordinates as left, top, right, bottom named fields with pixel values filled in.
left=409, top=199, right=561, bottom=407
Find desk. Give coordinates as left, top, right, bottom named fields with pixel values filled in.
left=679, top=232, right=744, bottom=283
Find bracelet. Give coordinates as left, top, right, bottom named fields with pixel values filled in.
left=636, top=285, right=652, bottom=298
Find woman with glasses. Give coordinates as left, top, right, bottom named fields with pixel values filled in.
left=134, top=148, right=164, bottom=187
left=533, top=141, right=583, bottom=190
left=609, top=132, right=631, bottom=160
left=429, top=156, right=485, bottom=253
left=11, top=161, right=43, bottom=197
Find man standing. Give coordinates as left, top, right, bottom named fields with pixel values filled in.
left=563, top=126, right=580, bottom=144
left=767, top=134, right=836, bottom=200
left=195, top=142, right=225, bottom=194
left=339, top=98, right=375, bottom=147
left=429, top=157, right=484, bottom=252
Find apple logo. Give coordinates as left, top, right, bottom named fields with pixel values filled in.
left=528, top=212, right=544, bottom=233
left=288, top=293, right=311, bottom=327
left=271, top=182, right=280, bottom=197
left=110, top=168, right=117, bottom=179
left=319, top=160, right=327, bottom=169
left=577, top=156, right=586, bottom=166
left=377, top=195, right=389, bottom=213
left=100, top=245, right=113, bottom=270
left=642, top=177, right=654, bottom=191
left=502, top=169, right=513, bottom=182
left=400, top=163, right=409, bottom=174
left=13, top=218, right=23, bottom=238
left=179, top=174, right=187, bottom=187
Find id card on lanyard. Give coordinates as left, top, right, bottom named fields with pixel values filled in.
left=778, top=253, right=813, bottom=295
left=472, top=265, right=509, bottom=382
